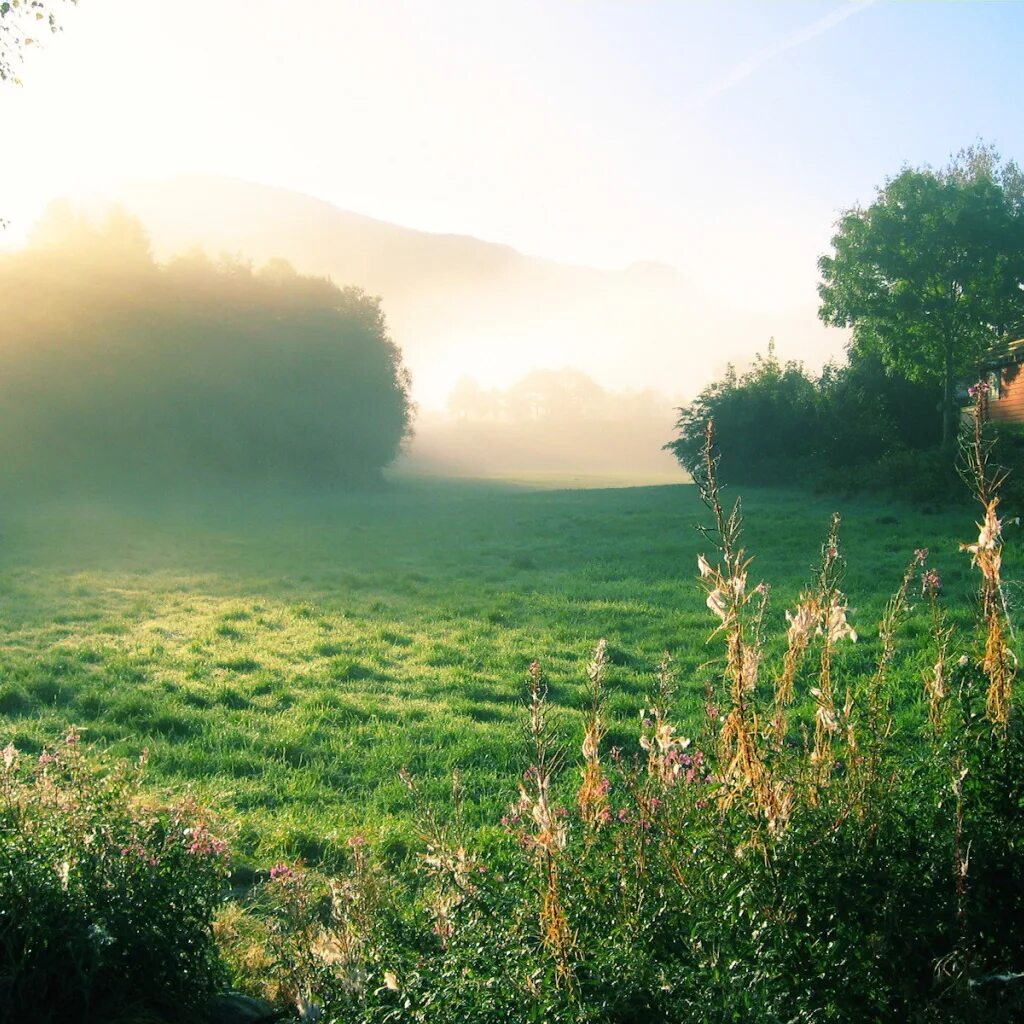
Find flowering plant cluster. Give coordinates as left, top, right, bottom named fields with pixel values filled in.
left=221, top=412, right=1022, bottom=1024
left=0, top=731, right=229, bottom=1023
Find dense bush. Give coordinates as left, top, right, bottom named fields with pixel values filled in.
left=665, top=343, right=943, bottom=490
left=0, top=206, right=413, bottom=492
left=993, top=423, right=1024, bottom=507
left=0, top=731, right=229, bottom=1023
left=221, top=414, right=1022, bottom=1024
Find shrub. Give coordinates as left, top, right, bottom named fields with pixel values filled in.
left=992, top=423, right=1024, bottom=507
left=223, top=405, right=1021, bottom=1023
left=665, top=344, right=944, bottom=493
left=0, top=731, right=229, bottom=1023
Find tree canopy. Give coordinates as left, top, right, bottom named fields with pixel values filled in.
left=0, top=206, right=414, bottom=490
left=817, top=145, right=1024, bottom=447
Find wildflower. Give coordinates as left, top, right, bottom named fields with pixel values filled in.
left=269, top=863, right=297, bottom=883
left=38, top=751, right=55, bottom=766
left=2, top=744, right=16, bottom=770
left=706, top=588, right=728, bottom=621
left=697, top=554, right=714, bottom=579
left=581, top=727, right=601, bottom=761
left=922, top=568, right=943, bottom=596
left=383, top=970, right=400, bottom=992
left=64, top=729, right=79, bottom=746
left=785, top=602, right=816, bottom=646
left=822, top=597, right=857, bottom=643
left=960, top=499, right=1015, bottom=599
left=810, top=689, right=839, bottom=734
left=184, top=823, right=227, bottom=858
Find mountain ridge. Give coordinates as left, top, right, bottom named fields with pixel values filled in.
left=75, top=173, right=843, bottom=409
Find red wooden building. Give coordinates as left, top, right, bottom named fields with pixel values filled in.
left=981, top=339, right=1024, bottom=424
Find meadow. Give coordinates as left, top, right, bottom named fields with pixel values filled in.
left=0, top=474, right=1007, bottom=871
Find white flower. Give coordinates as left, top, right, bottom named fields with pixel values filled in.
left=706, top=588, right=728, bottom=621
left=823, top=598, right=857, bottom=644
left=785, top=603, right=816, bottom=646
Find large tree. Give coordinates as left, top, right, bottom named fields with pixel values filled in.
left=818, top=146, right=1024, bottom=449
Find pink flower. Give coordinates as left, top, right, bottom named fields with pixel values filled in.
left=185, top=823, right=227, bottom=857
left=269, top=863, right=297, bottom=882
left=922, top=568, right=943, bottom=596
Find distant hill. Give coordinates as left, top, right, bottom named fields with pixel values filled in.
left=83, top=174, right=843, bottom=410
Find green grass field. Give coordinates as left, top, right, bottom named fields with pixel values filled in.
left=0, top=477, right=1016, bottom=868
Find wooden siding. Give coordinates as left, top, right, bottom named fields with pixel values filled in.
left=989, top=363, right=1024, bottom=424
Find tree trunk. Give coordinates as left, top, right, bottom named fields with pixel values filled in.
left=941, top=337, right=957, bottom=452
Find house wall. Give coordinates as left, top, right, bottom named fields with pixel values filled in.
left=989, top=362, right=1024, bottom=424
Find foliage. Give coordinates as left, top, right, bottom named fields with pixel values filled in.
left=0, top=731, right=229, bottom=1023
left=818, top=143, right=1024, bottom=447
left=0, top=205, right=413, bottom=489
left=0, top=0, right=73, bottom=84
left=664, top=342, right=941, bottom=487
left=220, top=407, right=1021, bottom=1023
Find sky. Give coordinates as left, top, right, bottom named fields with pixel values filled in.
left=2, top=1, right=1023, bottom=325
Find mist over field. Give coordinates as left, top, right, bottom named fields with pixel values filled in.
left=52, top=173, right=836, bottom=481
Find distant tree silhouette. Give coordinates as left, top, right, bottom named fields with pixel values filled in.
left=0, top=207, right=413, bottom=489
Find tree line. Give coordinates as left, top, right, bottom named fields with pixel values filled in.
left=669, top=144, right=1024, bottom=496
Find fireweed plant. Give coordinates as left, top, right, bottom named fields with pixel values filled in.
left=225, top=393, right=1022, bottom=1024
left=0, top=729, right=229, bottom=1023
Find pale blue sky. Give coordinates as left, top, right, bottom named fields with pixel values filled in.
left=2, top=1, right=1022, bottom=317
